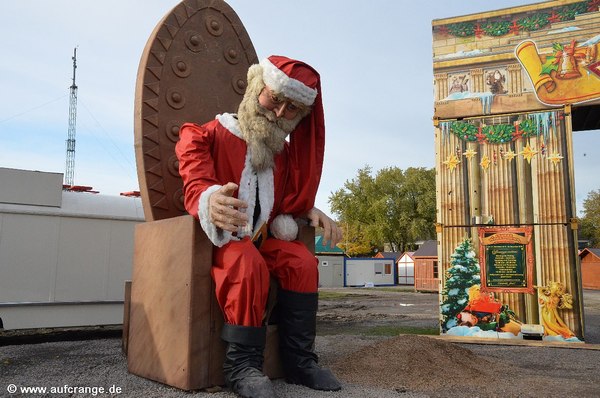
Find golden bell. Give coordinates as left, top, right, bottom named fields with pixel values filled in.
left=558, top=52, right=580, bottom=79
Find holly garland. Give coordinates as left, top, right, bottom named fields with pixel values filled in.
left=437, top=0, right=593, bottom=38
left=450, top=121, right=478, bottom=141
left=449, top=119, right=540, bottom=144
left=447, top=22, right=475, bottom=37
left=482, top=21, right=511, bottom=37
left=482, top=124, right=514, bottom=143
left=517, top=13, right=550, bottom=32
left=517, top=119, right=540, bottom=139
left=559, top=1, right=589, bottom=19
left=442, top=115, right=564, bottom=172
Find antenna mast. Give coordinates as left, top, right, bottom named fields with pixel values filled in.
left=65, top=47, right=78, bottom=186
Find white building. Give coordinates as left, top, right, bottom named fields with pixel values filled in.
left=397, top=252, right=415, bottom=286
left=0, top=167, right=144, bottom=330
left=315, top=235, right=345, bottom=287
left=344, top=257, right=396, bottom=287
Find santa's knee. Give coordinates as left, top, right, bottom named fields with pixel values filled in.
left=220, top=239, right=271, bottom=287
left=282, top=246, right=319, bottom=292
left=214, top=239, right=271, bottom=326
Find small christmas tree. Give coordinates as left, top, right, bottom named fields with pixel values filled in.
left=440, top=238, right=481, bottom=331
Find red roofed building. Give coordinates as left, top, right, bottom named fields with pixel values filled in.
left=413, top=240, right=439, bottom=292
left=580, top=248, right=600, bottom=290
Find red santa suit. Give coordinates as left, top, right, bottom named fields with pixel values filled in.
left=175, top=56, right=325, bottom=327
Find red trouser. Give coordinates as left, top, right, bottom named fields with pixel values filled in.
left=212, top=237, right=319, bottom=327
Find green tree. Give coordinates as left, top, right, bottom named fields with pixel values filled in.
left=329, top=165, right=436, bottom=256
left=580, top=189, right=600, bottom=247
left=329, top=166, right=379, bottom=256
left=440, top=238, right=481, bottom=331
left=340, top=222, right=373, bottom=256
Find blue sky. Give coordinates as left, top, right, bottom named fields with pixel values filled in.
left=1, top=0, right=597, bottom=217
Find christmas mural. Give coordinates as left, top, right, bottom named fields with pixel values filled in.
left=517, top=36, right=600, bottom=105
left=485, top=68, right=509, bottom=95
left=441, top=238, right=481, bottom=331
left=433, top=0, right=600, bottom=118
left=448, top=72, right=471, bottom=95
left=441, top=238, right=523, bottom=338
left=433, top=0, right=590, bottom=342
left=439, top=110, right=566, bottom=174
left=537, top=281, right=578, bottom=341
left=440, top=239, right=579, bottom=341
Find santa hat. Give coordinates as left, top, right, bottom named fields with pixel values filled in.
left=260, top=56, right=318, bottom=106
left=259, top=55, right=325, bottom=217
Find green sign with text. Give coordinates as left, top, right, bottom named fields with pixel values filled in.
left=485, top=244, right=527, bottom=288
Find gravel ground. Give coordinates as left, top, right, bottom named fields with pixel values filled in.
left=1, top=289, right=599, bottom=397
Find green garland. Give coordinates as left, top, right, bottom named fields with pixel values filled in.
left=450, top=121, right=478, bottom=142
left=482, top=21, right=511, bottom=36
left=517, top=13, right=550, bottom=32
left=449, top=120, right=541, bottom=144
left=447, top=22, right=475, bottom=37
left=482, top=124, right=514, bottom=143
left=439, top=0, right=593, bottom=38
left=557, top=2, right=588, bottom=20
left=517, top=119, right=539, bottom=138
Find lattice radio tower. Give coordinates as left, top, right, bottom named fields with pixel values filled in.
left=65, top=47, right=78, bottom=186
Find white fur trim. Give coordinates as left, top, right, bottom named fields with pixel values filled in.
left=198, top=185, right=237, bottom=247
left=256, top=168, right=274, bottom=233
left=270, top=214, right=298, bottom=241
left=260, top=58, right=317, bottom=106
left=216, top=115, right=275, bottom=238
left=236, top=147, right=256, bottom=239
left=216, top=113, right=242, bottom=139
left=237, top=149, right=275, bottom=238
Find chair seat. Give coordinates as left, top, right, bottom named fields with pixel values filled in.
left=125, top=215, right=282, bottom=390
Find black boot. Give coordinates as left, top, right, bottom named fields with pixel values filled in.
left=277, top=289, right=342, bottom=391
left=221, top=324, right=277, bottom=398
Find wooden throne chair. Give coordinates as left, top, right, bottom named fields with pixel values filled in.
left=123, top=0, right=314, bottom=391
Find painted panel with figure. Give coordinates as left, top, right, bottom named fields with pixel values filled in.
left=432, top=0, right=596, bottom=343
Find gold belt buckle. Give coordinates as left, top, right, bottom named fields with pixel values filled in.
left=252, top=222, right=268, bottom=249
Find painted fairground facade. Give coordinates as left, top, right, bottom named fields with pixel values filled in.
left=432, top=0, right=600, bottom=342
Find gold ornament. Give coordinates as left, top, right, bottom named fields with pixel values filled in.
left=443, top=153, right=461, bottom=172
left=547, top=152, right=564, bottom=166
left=480, top=155, right=491, bottom=171
left=503, top=149, right=517, bottom=162
left=536, top=281, right=576, bottom=339
left=463, top=148, right=477, bottom=161
left=520, top=144, right=538, bottom=164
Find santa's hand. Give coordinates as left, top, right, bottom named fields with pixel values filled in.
left=209, top=182, right=248, bottom=233
left=306, top=207, right=342, bottom=249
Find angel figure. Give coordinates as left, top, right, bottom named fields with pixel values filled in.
left=536, top=281, right=576, bottom=339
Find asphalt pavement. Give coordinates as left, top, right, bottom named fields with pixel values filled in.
left=1, top=289, right=598, bottom=397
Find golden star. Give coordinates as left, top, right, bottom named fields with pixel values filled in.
left=547, top=152, right=564, bottom=166
left=443, top=154, right=461, bottom=172
left=463, top=148, right=477, bottom=161
left=480, top=154, right=491, bottom=171
left=503, top=149, right=517, bottom=162
left=520, top=144, right=538, bottom=164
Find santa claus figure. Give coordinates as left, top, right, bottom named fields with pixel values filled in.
left=176, top=55, right=342, bottom=398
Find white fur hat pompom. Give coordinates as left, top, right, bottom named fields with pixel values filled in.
left=270, top=214, right=298, bottom=241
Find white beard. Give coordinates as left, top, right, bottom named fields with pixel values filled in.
left=237, top=77, right=304, bottom=171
